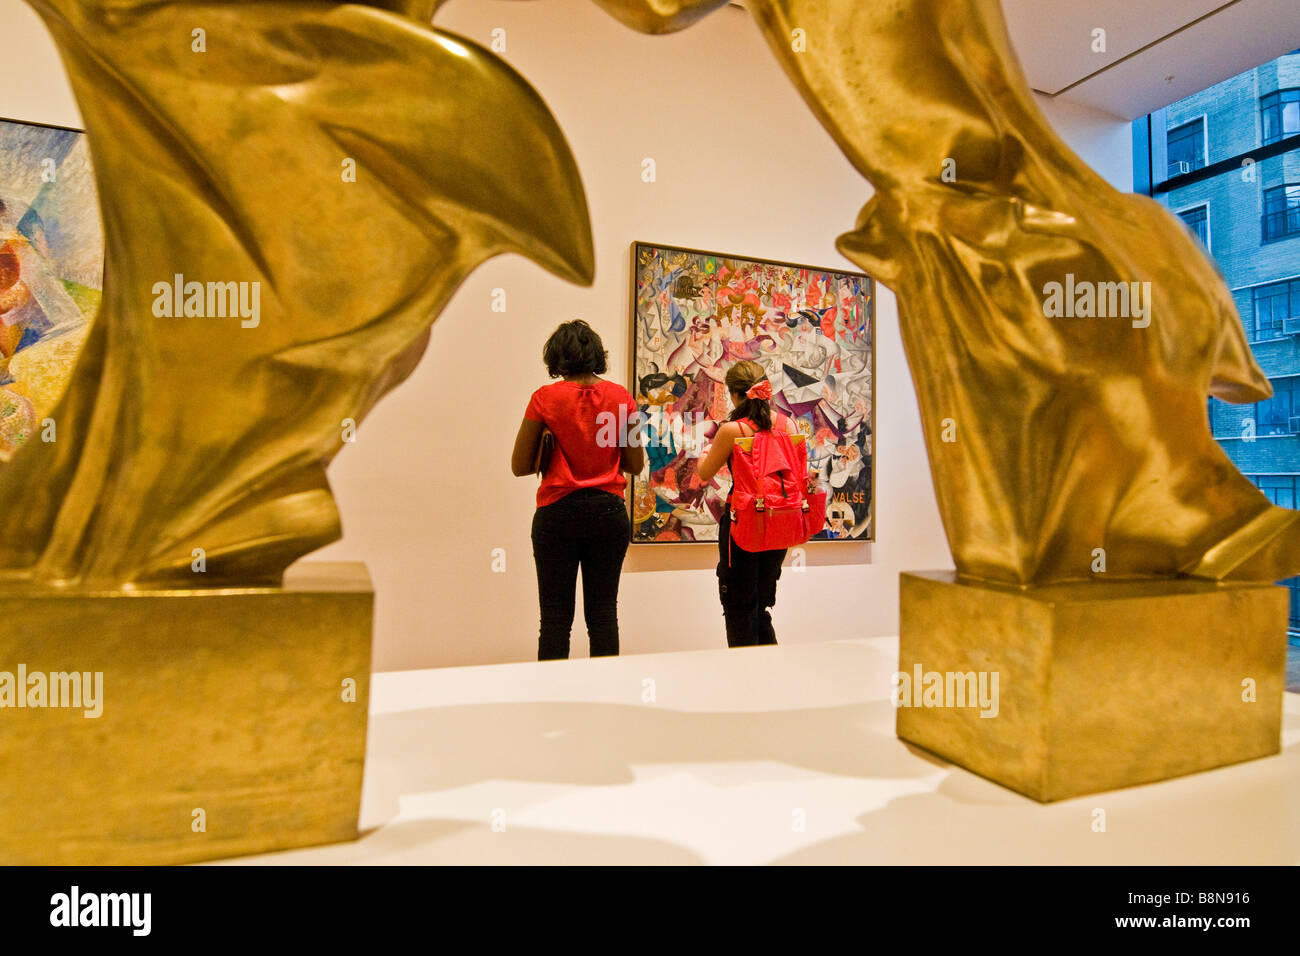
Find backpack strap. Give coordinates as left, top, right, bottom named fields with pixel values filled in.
left=725, top=418, right=753, bottom=511
left=737, top=414, right=791, bottom=435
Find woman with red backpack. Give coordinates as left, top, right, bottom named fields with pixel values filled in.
left=697, top=360, right=824, bottom=648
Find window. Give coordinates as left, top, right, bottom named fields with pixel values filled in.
left=1256, top=480, right=1300, bottom=632
left=1262, top=90, right=1300, bottom=145
left=1143, top=54, right=1300, bottom=640
left=1256, top=475, right=1299, bottom=507
left=1167, top=118, right=1205, bottom=176
left=1252, top=279, right=1300, bottom=339
left=1263, top=184, right=1300, bottom=243
left=1255, top=379, right=1300, bottom=436
left=1254, top=481, right=1300, bottom=632
left=1179, top=205, right=1209, bottom=247
left=1290, top=576, right=1300, bottom=633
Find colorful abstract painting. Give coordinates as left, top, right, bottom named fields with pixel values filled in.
left=0, top=118, right=101, bottom=461
left=630, top=241, right=874, bottom=543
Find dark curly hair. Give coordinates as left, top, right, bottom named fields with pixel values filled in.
left=543, top=319, right=608, bottom=379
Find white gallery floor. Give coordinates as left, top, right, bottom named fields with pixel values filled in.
left=220, top=637, right=1300, bottom=865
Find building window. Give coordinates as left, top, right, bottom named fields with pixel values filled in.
left=1144, top=54, right=1300, bottom=639
left=1262, top=89, right=1300, bottom=145
left=1262, top=184, right=1300, bottom=243
left=1289, top=574, right=1300, bottom=634
left=1255, top=479, right=1300, bottom=633
left=1255, top=379, right=1300, bottom=436
left=1290, top=576, right=1300, bottom=634
left=1256, top=475, right=1299, bottom=507
left=1179, top=205, right=1209, bottom=248
left=1252, top=278, right=1300, bottom=340
left=1167, top=118, right=1206, bottom=176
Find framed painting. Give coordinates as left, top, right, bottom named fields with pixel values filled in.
left=629, top=240, right=875, bottom=544
left=0, top=116, right=101, bottom=461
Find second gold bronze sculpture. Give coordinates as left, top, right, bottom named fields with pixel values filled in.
left=3, top=0, right=1294, bottom=860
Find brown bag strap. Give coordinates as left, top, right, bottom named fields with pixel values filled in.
left=534, top=427, right=555, bottom=477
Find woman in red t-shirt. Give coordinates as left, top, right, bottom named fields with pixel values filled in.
left=511, top=320, right=644, bottom=660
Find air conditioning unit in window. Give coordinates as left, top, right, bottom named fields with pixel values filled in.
left=1286, top=317, right=1300, bottom=335
left=1170, top=160, right=1193, bottom=175
left=1290, top=415, right=1300, bottom=435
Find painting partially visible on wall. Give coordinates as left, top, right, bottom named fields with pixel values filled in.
left=0, top=117, right=101, bottom=461
left=630, top=241, right=874, bottom=543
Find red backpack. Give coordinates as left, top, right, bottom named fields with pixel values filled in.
left=728, top=416, right=828, bottom=555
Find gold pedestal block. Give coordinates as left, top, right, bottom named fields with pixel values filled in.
left=0, top=562, right=372, bottom=864
left=897, top=571, right=1287, bottom=802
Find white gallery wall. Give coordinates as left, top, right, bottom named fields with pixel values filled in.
left=1, top=0, right=1133, bottom=670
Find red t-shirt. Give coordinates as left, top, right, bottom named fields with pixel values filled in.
left=525, top=380, right=637, bottom=508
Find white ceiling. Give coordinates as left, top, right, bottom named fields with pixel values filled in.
left=1004, top=0, right=1300, bottom=119
left=730, top=0, right=1300, bottom=120
left=1002, top=0, right=1228, bottom=97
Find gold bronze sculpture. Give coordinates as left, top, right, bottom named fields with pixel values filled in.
left=4, top=0, right=1295, bottom=862
left=576, top=0, right=1296, bottom=799
left=5, top=0, right=596, bottom=863
left=2, top=0, right=593, bottom=588
left=584, top=0, right=1300, bottom=586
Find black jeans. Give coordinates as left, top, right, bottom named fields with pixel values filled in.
left=716, top=507, right=786, bottom=647
left=532, top=489, right=631, bottom=660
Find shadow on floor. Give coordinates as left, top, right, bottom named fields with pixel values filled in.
left=773, top=711, right=1300, bottom=864
left=220, top=681, right=1300, bottom=864
left=213, top=816, right=708, bottom=865
left=359, top=698, right=915, bottom=824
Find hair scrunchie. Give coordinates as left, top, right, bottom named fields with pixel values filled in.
left=745, top=379, right=773, bottom=401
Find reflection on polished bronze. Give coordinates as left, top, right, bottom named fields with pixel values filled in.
left=4, top=0, right=593, bottom=587
left=585, top=0, right=1300, bottom=586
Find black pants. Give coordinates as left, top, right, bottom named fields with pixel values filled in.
left=716, top=508, right=786, bottom=648
left=532, top=489, right=631, bottom=660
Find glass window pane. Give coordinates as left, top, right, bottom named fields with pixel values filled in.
left=1262, top=90, right=1300, bottom=144
left=1262, top=185, right=1300, bottom=242
left=1167, top=119, right=1205, bottom=174
left=1152, top=55, right=1300, bottom=633
left=1178, top=206, right=1209, bottom=246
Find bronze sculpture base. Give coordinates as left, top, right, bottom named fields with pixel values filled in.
left=0, top=562, right=371, bottom=864
left=897, top=571, right=1286, bottom=802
